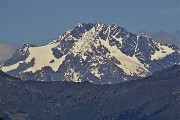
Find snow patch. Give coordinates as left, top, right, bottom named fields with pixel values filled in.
left=89, top=62, right=104, bottom=78
left=100, top=39, right=149, bottom=77
left=65, top=68, right=82, bottom=82
left=1, top=61, right=24, bottom=72
left=151, top=43, right=175, bottom=60
left=112, top=35, right=123, bottom=45
left=23, top=43, right=66, bottom=73
left=71, top=27, right=100, bottom=60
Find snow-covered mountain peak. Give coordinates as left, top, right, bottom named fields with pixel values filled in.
left=1, top=23, right=180, bottom=84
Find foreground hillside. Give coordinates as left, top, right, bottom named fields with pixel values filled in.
left=0, top=65, right=180, bottom=120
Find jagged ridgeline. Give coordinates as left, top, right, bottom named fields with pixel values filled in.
left=1, top=23, right=180, bottom=84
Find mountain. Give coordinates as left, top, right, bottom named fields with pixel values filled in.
left=1, top=23, right=180, bottom=84
left=0, top=65, right=180, bottom=120
left=150, top=31, right=180, bottom=47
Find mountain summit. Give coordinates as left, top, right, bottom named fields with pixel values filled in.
left=1, top=23, right=180, bottom=84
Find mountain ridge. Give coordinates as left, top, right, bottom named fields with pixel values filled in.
left=1, top=23, right=180, bottom=84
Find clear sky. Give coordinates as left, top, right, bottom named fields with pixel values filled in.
left=0, top=0, right=180, bottom=46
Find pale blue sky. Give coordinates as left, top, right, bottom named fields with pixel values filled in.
left=0, top=0, right=180, bottom=46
